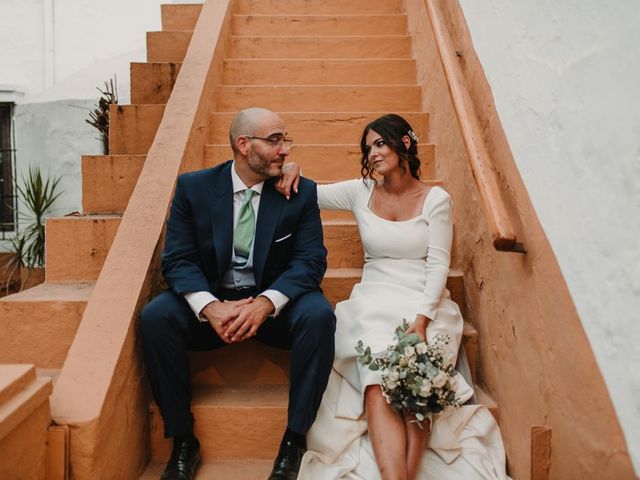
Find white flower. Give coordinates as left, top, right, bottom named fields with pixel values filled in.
left=419, top=381, right=432, bottom=397
left=404, top=345, right=416, bottom=357
left=416, top=342, right=428, bottom=354
left=432, top=372, right=447, bottom=388
left=388, top=370, right=400, bottom=382
left=385, top=378, right=398, bottom=390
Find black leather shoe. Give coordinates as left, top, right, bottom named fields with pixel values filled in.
left=268, top=439, right=305, bottom=480
left=160, top=436, right=201, bottom=480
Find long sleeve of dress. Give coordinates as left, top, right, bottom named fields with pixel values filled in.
left=417, top=188, right=453, bottom=320
left=317, top=179, right=365, bottom=211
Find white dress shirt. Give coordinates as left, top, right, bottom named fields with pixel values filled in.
left=184, top=162, right=290, bottom=321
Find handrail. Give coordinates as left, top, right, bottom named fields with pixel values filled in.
left=48, top=0, right=233, bottom=476
left=425, top=0, right=525, bottom=253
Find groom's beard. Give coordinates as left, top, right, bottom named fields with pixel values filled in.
left=247, top=149, right=285, bottom=179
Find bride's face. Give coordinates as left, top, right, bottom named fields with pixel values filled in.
left=365, top=129, right=400, bottom=176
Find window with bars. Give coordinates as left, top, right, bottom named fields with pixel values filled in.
left=0, top=103, right=16, bottom=235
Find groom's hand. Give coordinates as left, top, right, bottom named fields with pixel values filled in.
left=225, top=296, right=275, bottom=342
left=202, top=298, right=253, bottom=344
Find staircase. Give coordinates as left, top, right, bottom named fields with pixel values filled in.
left=135, top=2, right=498, bottom=477
left=0, top=1, right=503, bottom=478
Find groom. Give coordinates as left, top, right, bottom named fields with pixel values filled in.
left=140, top=107, right=336, bottom=480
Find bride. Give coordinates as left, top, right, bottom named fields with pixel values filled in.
left=277, top=114, right=510, bottom=480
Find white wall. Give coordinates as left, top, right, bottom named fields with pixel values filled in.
left=0, top=0, right=202, bottom=251
left=459, top=0, right=640, bottom=472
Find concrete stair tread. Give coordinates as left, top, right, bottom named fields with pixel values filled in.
left=228, top=35, right=412, bottom=59
left=235, top=0, right=404, bottom=15
left=223, top=59, right=418, bottom=64
left=190, top=383, right=288, bottom=407
left=474, top=385, right=499, bottom=423
left=0, top=282, right=94, bottom=303
left=35, top=368, right=61, bottom=387
left=150, top=384, right=287, bottom=460
left=233, top=13, right=407, bottom=18
left=209, top=111, right=428, bottom=144
left=140, top=459, right=272, bottom=479
left=46, top=215, right=122, bottom=282
left=216, top=85, right=421, bottom=112
left=230, top=34, right=411, bottom=39
left=160, top=4, right=202, bottom=31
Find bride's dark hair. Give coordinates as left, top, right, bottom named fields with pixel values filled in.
left=360, top=114, right=421, bottom=183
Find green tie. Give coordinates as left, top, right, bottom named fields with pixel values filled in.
left=234, top=189, right=256, bottom=259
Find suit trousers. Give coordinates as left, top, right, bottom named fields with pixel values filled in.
left=140, top=288, right=336, bottom=438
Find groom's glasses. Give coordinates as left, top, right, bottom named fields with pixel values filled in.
left=242, top=134, right=294, bottom=150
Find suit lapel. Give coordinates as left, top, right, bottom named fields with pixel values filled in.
left=253, top=179, right=284, bottom=287
left=209, top=163, right=234, bottom=280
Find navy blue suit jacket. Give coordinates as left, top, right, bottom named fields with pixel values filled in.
left=161, top=160, right=327, bottom=303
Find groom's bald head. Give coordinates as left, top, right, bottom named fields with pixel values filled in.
left=229, top=107, right=279, bottom=153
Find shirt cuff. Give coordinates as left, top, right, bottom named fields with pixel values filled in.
left=260, top=289, right=290, bottom=317
left=184, top=291, right=218, bottom=322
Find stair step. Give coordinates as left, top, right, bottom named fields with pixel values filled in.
left=190, top=341, right=290, bottom=386
left=231, top=14, right=407, bottom=36
left=475, top=385, right=499, bottom=424
left=228, top=35, right=411, bottom=59
left=0, top=282, right=92, bottom=368
left=205, top=143, right=434, bottom=181
left=322, top=267, right=464, bottom=306
left=160, top=4, right=202, bottom=31
left=150, top=384, right=287, bottom=461
left=109, top=104, right=165, bottom=155
left=235, top=0, right=404, bottom=15
left=222, top=58, right=416, bottom=86
left=216, top=85, right=421, bottom=112
left=462, top=321, right=478, bottom=385
left=209, top=111, right=429, bottom=144
left=324, top=220, right=363, bottom=268
left=0, top=364, right=52, bottom=479
left=45, top=215, right=359, bottom=278
left=81, top=155, right=145, bottom=214
left=140, top=459, right=272, bottom=479
left=45, top=215, right=121, bottom=282
left=130, top=62, right=182, bottom=104
left=189, top=319, right=477, bottom=388
left=146, top=31, right=193, bottom=63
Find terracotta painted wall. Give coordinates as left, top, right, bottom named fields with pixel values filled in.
left=404, top=0, right=636, bottom=478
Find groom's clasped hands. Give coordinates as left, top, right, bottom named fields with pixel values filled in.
left=200, top=296, right=275, bottom=343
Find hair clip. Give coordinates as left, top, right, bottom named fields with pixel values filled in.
left=407, top=130, right=419, bottom=142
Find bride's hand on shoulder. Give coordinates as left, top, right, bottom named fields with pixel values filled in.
left=275, top=162, right=301, bottom=200
left=406, top=315, right=431, bottom=341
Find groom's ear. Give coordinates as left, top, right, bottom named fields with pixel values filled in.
left=236, top=136, right=250, bottom=155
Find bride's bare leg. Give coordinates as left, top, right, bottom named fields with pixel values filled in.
left=404, top=413, right=430, bottom=480
left=365, top=385, right=408, bottom=480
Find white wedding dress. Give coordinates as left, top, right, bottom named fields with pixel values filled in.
left=299, top=180, right=511, bottom=480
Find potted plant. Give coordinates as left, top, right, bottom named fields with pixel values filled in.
left=3, top=166, right=62, bottom=291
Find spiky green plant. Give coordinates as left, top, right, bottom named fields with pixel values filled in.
left=17, top=166, right=62, bottom=268
left=2, top=233, right=26, bottom=294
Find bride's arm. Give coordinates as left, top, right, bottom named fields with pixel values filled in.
left=276, top=162, right=363, bottom=211
left=417, top=188, right=453, bottom=323
left=316, top=180, right=362, bottom=211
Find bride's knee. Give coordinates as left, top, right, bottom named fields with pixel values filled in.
left=364, top=385, right=388, bottom=410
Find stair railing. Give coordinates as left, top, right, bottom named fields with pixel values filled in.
left=425, top=0, right=526, bottom=253
left=48, top=0, right=233, bottom=476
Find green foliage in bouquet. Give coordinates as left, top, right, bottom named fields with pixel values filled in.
left=356, top=319, right=460, bottom=427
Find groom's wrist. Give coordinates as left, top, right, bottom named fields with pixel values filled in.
left=256, top=295, right=276, bottom=315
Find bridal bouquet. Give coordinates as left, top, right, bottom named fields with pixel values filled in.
left=356, top=319, right=460, bottom=428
